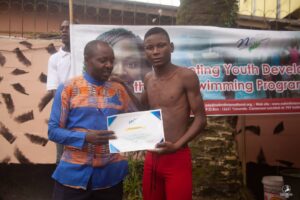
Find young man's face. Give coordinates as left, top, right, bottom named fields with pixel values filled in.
left=60, top=20, right=70, bottom=45
left=144, top=33, right=173, bottom=68
left=85, top=44, right=115, bottom=82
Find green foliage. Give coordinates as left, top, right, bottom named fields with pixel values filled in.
left=223, top=0, right=239, bottom=27
left=123, top=152, right=144, bottom=200
left=177, top=0, right=238, bottom=28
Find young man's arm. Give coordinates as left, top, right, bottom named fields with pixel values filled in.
left=176, top=69, right=207, bottom=147
left=38, top=55, right=58, bottom=111
left=155, top=69, right=207, bottom=153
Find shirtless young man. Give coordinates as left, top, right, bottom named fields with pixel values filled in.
left=142, top=27, right=207, bottom=200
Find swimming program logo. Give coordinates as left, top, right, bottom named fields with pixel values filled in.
left=280, top=185, right=293, bottom=198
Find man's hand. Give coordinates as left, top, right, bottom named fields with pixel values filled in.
left=149, top=141, right=179, bottom=154
left=110, top=74, right=146, bottom=111
left=85, top=130, right=116, bottom=145
left=109, top=75, right=127, bottom=85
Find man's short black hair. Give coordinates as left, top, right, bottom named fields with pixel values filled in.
left=144, top=27, right=170, bottom=42
left=84, top=40, right=108, bottom=60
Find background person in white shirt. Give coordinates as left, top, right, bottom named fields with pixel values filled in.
left=47, top=20, right=72, bottom=93
left=46, top=20, right=73, bottom=163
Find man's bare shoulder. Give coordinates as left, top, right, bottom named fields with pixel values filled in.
left=144, top=71, right=154, bottom=82
left=177, top=66, right=197, bottom=79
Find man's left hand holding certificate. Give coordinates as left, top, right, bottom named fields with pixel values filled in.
left=107, top=109, right=165, bottom=153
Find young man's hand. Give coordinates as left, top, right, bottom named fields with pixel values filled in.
left=150, top=141, right=179, bottom=154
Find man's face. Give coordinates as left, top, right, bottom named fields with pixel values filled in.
left=112, top=38, right=142, bottom=84
left=85, top=43, right=115, bottom=82
left=60, top=20, right=70, bottom=45
left=144, top=33, right=173, bottom=68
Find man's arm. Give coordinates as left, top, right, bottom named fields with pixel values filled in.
left=175, top=69, right=207, bottom=147
left=48, top=84, right=117, bottom=148
left=109, top=73, right=150, bottom=111
left=38, top=55, right=58, bottom=111
left=38, top=90, right=55, bottom=112
left=46, top=55, right=59, bottom=91
left=155, top=69, right=207, bottom=153
left=48, top=84, right=86, bottom=149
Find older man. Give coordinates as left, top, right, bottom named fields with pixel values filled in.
left=48, top=40, right=132, bottom=200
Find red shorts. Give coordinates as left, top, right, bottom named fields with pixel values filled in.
left=142, top=147, right=192, bottom=200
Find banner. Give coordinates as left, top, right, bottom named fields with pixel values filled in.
left=71, top=25, right=300, bottom=115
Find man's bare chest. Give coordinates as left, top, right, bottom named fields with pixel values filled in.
left=147, top=79, right=184, bottom=107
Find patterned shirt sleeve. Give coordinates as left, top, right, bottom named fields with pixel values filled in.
left=48, top=83, right=86, bottom=149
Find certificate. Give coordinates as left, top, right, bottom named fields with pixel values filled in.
left=107, top=109, right=164, bottom=153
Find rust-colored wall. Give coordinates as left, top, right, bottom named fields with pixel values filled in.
left=0, top=37, right=60, bottom=164
left=236, top=114, right=300, bottom=168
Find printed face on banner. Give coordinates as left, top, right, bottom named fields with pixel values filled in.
left=112, top=38, right=143, bottom=85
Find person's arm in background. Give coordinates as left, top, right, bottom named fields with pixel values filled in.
left=38, top=55, right=58, bottom=111
left=38, top=90, right=56, bottom=112
left=46, top=54, right=59, bottom=92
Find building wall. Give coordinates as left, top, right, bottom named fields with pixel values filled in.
left=239, top=0, right=300, bottom=19
left=0, top=0, right=176, bottom=37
